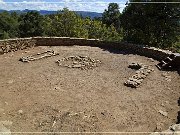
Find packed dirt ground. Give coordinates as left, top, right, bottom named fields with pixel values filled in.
left=0, top=45, right=180, bottom=134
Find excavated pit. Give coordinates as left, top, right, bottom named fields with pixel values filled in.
left=0, top=45, right=179, bottom=134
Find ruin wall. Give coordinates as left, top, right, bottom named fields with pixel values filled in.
left=0, top=37, right=173, bottom=61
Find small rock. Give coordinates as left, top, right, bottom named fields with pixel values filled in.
left=170, top=124, right=180, bottom=131
left=148, top=58, right=155, bottom=62
left=158, top=110, right=168, bottom=117
left=128, top=63, right=142, bottom=70
left=18, top=110, right=23, bottom=115
left=165, top=101, right=169, bottom=104
left=72, top=64, right=82, bottom=68
left=54, top=87, right=61, bottom=90
left=124, top=80, right=138, bottom=88
left=73, top=61, right=78, bottom=64
left=150, top=132, right=161, bottom=135
left=24, top=51, right=29, bottom=53
left=156, top=123, right=164, bottom=131
left=165, top=78, right=171, bottom=82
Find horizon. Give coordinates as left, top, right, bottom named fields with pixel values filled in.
left=0, top=9, right=105, bottom=14
left=0, top=0, right=127, bottom=13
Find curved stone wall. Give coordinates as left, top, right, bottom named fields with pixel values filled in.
left=0, top=37, right=175, bottom=61
left=0, top=38, right=36, bottom=54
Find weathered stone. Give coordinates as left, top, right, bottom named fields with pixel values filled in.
left=73, top=61, right=78, bottom=64
left=72, top=64, right=82, bottom=68
left=124, top=80, right=138, bottom=88
left=18, top=110, right=23, bottom=115
left=128, top=63, right=142, bottom=70
left=19, top=50, right=59, bottom=62
left=170, top=124, right=180, bottom=131
left=148, top=58, right=155, bottom=62
left=125, top=63, right=154, bottom=88
left=56, top=55, right=101, bottom=70
left=150, top=132, right=161, bottom=135
left=158, top=110, right=168, bottom=117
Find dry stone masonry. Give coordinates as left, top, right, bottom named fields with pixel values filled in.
left=56, top=55, right=101, bottom=70
left=19, top=50, right=59, bottom=62
left=124, top=63, right=154, bottom=88
left=0, top=38, right=36, bottom=54
left=0, top=37, right=180, bottom=69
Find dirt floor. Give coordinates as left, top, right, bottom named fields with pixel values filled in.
left=0, top=45, right=180, bottom=134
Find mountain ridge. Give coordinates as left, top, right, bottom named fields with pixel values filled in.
left=0, top=9, right=102, bottom=19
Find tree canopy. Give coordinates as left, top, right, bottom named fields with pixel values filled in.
left=19, top=11, right=44, bottom=37
left=102, top=3, right=121, bottom=31
left=121, top=0, right=180, bottom=49
left=0, top=2, right=179, bottom=52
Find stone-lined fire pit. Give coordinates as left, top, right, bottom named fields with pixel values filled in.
left=56, top=55, right=101, bottom=70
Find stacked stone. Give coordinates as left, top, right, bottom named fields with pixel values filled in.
left=124, top=63, right=154, bottom=88
left=0, top=38, right=36, bottom=54
left=56, top=55, right=101, bottom=70
left=19, top=50, right=59, bottom=62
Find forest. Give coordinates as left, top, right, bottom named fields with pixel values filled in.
left=0, top=0, right=179, bottom=52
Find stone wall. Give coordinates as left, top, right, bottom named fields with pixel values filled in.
left=0, top=38, right=36, bottom=54
left=34, top=37, right=172, bottom=61
left=0, top=37, right=174, bottom=61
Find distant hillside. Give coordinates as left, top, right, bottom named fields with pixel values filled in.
left=0, top=9, right=102, bottom=19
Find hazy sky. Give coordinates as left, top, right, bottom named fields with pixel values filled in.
left=0, top=0, right=128, bottom=12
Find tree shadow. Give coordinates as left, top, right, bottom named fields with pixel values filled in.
left=101, top=47, right=131, bottom=55
left=96, top=44, right=180, bottom=75
left=177, top=97, right=180, bottom=124
left=178, top=69, right=180, bottom=76
left=98, top=45, right=153, bottom=58
left=177, top=112, right=180, bottom=124
left=160, top=68, right=180, bottom=76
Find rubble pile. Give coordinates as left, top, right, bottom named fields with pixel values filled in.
left=56, top=55, right=101, bottom=70
left=0, top=38, right=36, bottom=54
left=19, top=50, right=59, bottom=62
left=125, top=63, right=154, bottom=88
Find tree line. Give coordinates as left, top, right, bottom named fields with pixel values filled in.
left=0, top=0, right=179, bottom=52
left=0, top=8, right=121, bottom=42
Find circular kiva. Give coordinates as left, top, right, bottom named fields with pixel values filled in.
left=56, top=55, right=101, bottom=70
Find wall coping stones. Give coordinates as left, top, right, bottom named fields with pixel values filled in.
left=0, top=37, right=179, bottom=64
left=0, top=37, right=33, bottom=42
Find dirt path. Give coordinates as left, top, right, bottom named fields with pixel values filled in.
left=0, top=45, right=179, bottom=134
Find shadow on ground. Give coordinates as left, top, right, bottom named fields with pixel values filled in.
left=177, top=97, right=180, bottom=124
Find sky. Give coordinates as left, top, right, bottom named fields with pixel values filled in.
left=0, top=0, right=127, bottom=13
